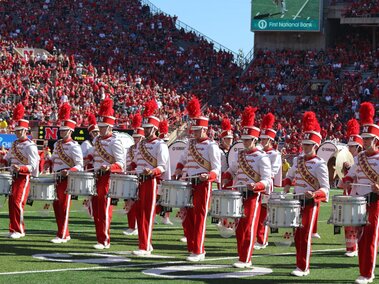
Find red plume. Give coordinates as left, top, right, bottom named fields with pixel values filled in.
left=261, top=113, right=275, bottom=129
left=88, top=113, right=97, bottom=126
left=242, top=106, right=257, bottom=127
left=159, top=120, right=169, bottom=134
left=360, top=102, right=375, bottom=125
left=347, top=118, right=360, bottom=137
left=143, top=99, right=158, bottom=117
left=58, top=103, right=71, bottom=121
left=131, top=112, right=142, bottom=128
left=98, top=98, right=114, bottom=117
left=221, top=117, right=232, bottom=131
left=187, top=96, right=201, bottom=118
left=13, top=103, right=25, bottom=121
left=302, top=111, right=320, bottom=132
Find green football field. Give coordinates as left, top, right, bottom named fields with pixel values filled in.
left=252, top=0, right=320, bottom=20
left=0, top=189, right=376, bottom=284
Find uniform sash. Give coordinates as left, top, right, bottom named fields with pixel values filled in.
left=11, top=140, right=29, bottom=165
left=358, top=151, right=379, bottom=184
left=56, top=140, right=75, bottom=168
left=238, top=150, right=261, bottom=183
left=138, top=140, right=157, bottom=168
left=189, top=139, right=211, bottom=171
left=297, top=156, right=320, bottom=190
left=95, top=138, right=115, bottom=164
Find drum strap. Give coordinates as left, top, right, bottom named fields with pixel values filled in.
left=138, top=140, right=157, bottom=168
left=129, top=144, right=136, bottom=162
left=56, top=140, right=75, bottom=168
left=358, top=152, right=379, bottom=184
left=238, top=150, right=261, bottom=183
left=189, top=139, right=211, bottom=171
left=297, top=156, right=319, bottom=191
left=95, top=138, right=115, bottom=164
left=11, top=140, right=28, bottom=165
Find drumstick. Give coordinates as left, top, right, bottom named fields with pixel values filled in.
left=350, top=183, right=372, bottom=187
left=226, top=185, right=247, bottom=189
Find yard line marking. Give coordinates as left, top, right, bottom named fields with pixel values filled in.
left=0, top=248, right=346, bottom=276
left=293, top=0, right=310, bottom=20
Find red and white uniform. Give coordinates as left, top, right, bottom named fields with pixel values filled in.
left=51, top=139, right=83, bottom=239
left=89, top=134, right=125, bottom=246
left=125, top=143, right=138, bottom=231
left=344, top=151, right=379, bottom=279
left=135, top=138, right=170, bottom=251
left=176, top=138, right=221, bottom=255
left=283, top=155, right=329, bottom=272
left=81, top=139, right=94, bottom=216
left=223, top=148, right=271, bottom=263
left=4, top=138, right=39, bottom=234
left=256, top=148, right=282, bottom=246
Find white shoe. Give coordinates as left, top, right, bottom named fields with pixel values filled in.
left=50, top=236, right=71, bottom=244
left=355, top=276, right=374, bottom=284
left=311, top=233, right=321, bottom=239
left=8, top=232, right=25, bottom=239
left=186, top=253, right=205, bottom=262
left=291, top=268, right=310, bottom=277
left=345, top=250, right=358, bottom=257
left=254, top=243, right=267, bottom=250
left=180, top=237, right=187, bottom=243
left=123, top=228, right=138, bottom=236
left=132, top=249, right=151, bottom=256
left=93, top=243, right=110, bottom=250
left=233, top=261, right=252, bottom=268
left=162, top=217, right=173, bottom=225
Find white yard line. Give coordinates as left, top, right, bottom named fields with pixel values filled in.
left=0, top=248, right=345, bottom=276
left=293, top=0, right=310, bottom=20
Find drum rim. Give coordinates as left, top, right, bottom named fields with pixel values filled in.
left=212, top=190, right=242, bottom=196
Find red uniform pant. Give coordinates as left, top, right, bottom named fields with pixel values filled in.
left=358, top=198, right=379, bottom=278
left=256, top=204, right=269, bottom=245
left=344, top=189, right=358, bottom=252
left=53, top=178, right=71, bottom=239
left=294, top=201, right=319, bottom=271
left=136, top=177, right=157, bottom=250
left=92, top=173, right=112, bottom=245
left=183, top=181, right=212, bottom=255
left=236, top=192, right=262, bottom=263
left=312, top=202, right=320, bottom=234
left=9, top=174, right=30, bottom=234
left=127, top=202, right=137, bottom=230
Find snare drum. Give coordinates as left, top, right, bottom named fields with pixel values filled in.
left=67, top=172, right=96, bottom=196
left=330, top=195, right=367, bottom=226
left=29, top=177, right=56, bottom=201
left=210, top=190, right=243, bottom=218
left=0, top=172, right=12, bottom=195
left=267, top=199, right=301, bottom=228
left=160, top=180, right=192, bottom=208
left=109, top=174, right=138, bottom=199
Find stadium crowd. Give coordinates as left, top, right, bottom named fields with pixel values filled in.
left=0, top=0, right=378, bottom=154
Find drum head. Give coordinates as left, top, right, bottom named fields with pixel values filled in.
left=114, top=131, right=134, bottom=150
left=227, top=141, right=244, bottom=167
left=168, top=141, right=187, bottom=175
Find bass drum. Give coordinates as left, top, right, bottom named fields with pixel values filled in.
left=227, top=141, right=244, bottom=167
left=168, top=140, right=187, bottom=176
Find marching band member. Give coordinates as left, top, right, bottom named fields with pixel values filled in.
left=51, top=103, right=83, bottom=244
left=342, top=102, right=379, bottom=284
left=133, top=100, right=170, bottom=256
left=80, top=113, right=99, bottom=218
left=3, top=103, right=39, bottom=239
left=222, top=106, right=271, bottom=268
left=340, top=118, right=363, bottom=257
left=283, top=111, right=329, bottom=277
left=157, top=119, right=173, bottom=225
left=175, top=97, right=221, bottom=262
left=123, top=112, right=144, bottom=236
left=255, top=112, right=282, bottom=250
left=89, top=98, right=125, bottom=249
left=219, top=117, right=233, bottom=187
